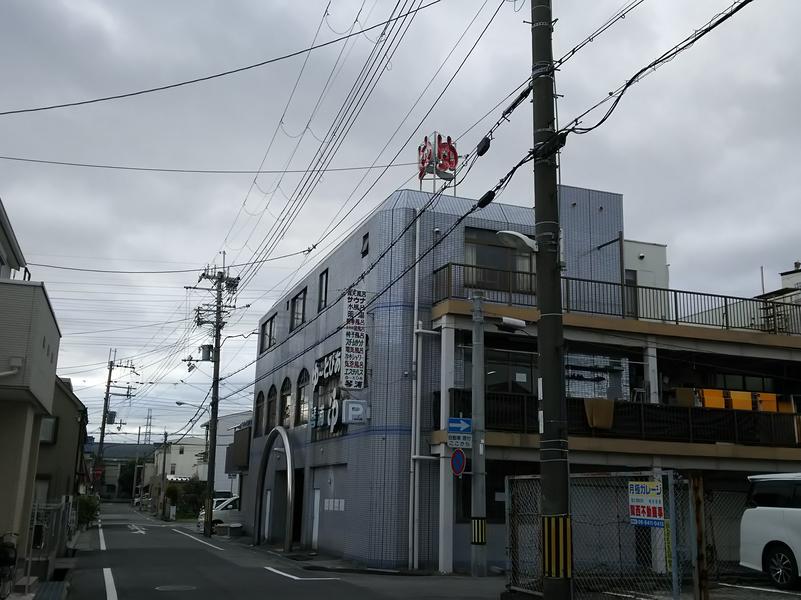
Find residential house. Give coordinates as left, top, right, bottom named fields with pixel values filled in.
left=0, top=197, right=61, bottom=566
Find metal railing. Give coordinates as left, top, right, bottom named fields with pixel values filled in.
left=432, top=263, right=801, bottom=335
left=433, top=263, right=536, bottom=306
left=444, top=389, right=799, bottom=447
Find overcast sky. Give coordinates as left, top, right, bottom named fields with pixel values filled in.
left=1, top=0, right=797, bottom=443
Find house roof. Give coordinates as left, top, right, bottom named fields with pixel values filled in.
left=0, top=197, right=26, bottom=269
left=84, top=442, right=157, bottom=460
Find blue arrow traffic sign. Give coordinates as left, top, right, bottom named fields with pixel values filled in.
left=448, top=417, right=472, bottom=433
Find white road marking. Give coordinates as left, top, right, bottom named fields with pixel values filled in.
left=103, top=568, right=118, bottom=600
left=98, top=524, right=107, bottom=551
left=719, top=582, right=801, bottom=596
left=171, top=528, right=225, bottom=551
left=127, top=523, right=146, bottom=535
left=602, top=593, right=652, bottom=600
left=264, top=567, right=339, bottom=581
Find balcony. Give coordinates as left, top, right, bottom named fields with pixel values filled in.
left=443, top=389, right=801, bottom=448
left=0, top=279, right=60, bottom=412
left=432, top=263, right=801, bottom=336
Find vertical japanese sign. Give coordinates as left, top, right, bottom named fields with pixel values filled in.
left=342, top=288, right=367, bottom=389
left=628, top=480, right=665, bottom=528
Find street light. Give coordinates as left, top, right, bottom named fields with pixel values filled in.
left=496, top=230, right=539, bottom=254
left=175, top=401, right=209, bottom=411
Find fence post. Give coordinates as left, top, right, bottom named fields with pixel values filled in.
left=667, top=472, right=680, bottom=600
left=690, top=472, right=709, bottom=600
left=673, top=291, right=680, bottom=325
left=723, top=298, right=730, bottom=330
left=505, top=477, right=512, bottom=587
left=447, top=264, right=453, bottom=300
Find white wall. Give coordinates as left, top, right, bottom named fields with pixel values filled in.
left=153, top=436, right=207, bottom=480
left=624, top=240, right=669, bottom=289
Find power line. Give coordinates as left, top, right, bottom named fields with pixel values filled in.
left=233, top=0, right=425, bottom=290
left=65, top=317, right=194, bottom=336
left=237, top=0, right=505, bottom=293
left=0, top=0, right=443, bottom=117
left=566, top=0, right=755, bottom=136
left=0, top=154, right=418, bottom=175
left=29, top=248, right=308, bottom=274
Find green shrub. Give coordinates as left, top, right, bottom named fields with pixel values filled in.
left=77, top=495, right=100, bottom=528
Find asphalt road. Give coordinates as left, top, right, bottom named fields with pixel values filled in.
left=67, top=504, right=505, bottom=600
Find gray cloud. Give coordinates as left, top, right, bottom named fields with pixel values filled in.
left=0, top=0, right=797, bottom=437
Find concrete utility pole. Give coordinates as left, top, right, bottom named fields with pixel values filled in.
left=194, top=265, right=239, bottom=537
left=96, top=350, right=115, bottom=491
left=470, top=292, right=487, bottom=576
left=532, top=1, right=573, bottom=597
left=160, top=431, right=168, bottom=519
left=96, top=350, right=136, bottom=493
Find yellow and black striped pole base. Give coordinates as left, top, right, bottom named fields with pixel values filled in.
left=470, top=517, right=487, bottom=545
left=542, top=514, right=572, bottom=579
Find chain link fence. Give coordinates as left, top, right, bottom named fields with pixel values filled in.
left=507, top=471, right=692, bottom=599
left=507, top=471, right=761, bottom=598
left=703, top=488, right=751, bottom=581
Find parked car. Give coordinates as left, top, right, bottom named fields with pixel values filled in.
left=197, top=496, right=242, bottom=531
left=740, top=473, right=801, bottom=589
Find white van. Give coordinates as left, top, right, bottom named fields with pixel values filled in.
left=740, top=473, right=801, bottom=589
left=196, top=496, right=242, bottom=531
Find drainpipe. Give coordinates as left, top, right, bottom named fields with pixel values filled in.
left=0, top=368, right=19, bottom=378
left=408, top=211, right=421, bottom=570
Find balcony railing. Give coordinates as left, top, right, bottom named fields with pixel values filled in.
left=442, top=389, right=800, bottom=448
left=432, top=263, right=801, bottom=335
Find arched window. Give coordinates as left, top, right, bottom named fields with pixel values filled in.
left=266, top=385, right=277, bottom=432
left=254, top=391, right=265, bottom=437
left=280, top=378, right=292, bottom=428
left=295, top=369, right=310, bottom=426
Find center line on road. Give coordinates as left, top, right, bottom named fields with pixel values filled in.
left=98, top=524, right=107, bottom=551
left=171, top=528, right=225, bottom=550
left=264, top=566, right=340, bottom=581
left=103, top=568, right=118, bottom=600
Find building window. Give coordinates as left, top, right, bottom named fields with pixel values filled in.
left=260, top=315, right=276, bottom=353
left=464, top=228, right=533, bottom=292
left=318, top=270, right=329, bottom=312
left=254, top=391, right=265, bottom=437
left=361, top=233, right=369, bottom=257
left=39, top=417, right=58, bottom=444
left=290, top=289, right=307, bottom=331
left=295, top=369, right=310, bottom=426
left=266, top=386, right=277, bottom=432
left=170, top=463, right=176, bottom=475
left=280, top=378, right=292, bottom=428
left=179, top=446, right=185, bottom=455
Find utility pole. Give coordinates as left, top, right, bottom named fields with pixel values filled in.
left=131, top=426, right=141, bottom=505
left=193, top=264, right=239, bottom=537
left=160, top=431, right=168, bottom=519
left=96, top=349, right=115, bottom=492
left=470, top=292, right=487, bottom=576
left=532, top=1, right=573, bottom=597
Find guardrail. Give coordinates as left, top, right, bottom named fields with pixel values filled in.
left=432, top=263, right=801, bottom=335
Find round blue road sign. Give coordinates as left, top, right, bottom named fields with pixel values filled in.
left=450, top=448, right=466, bottom=477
